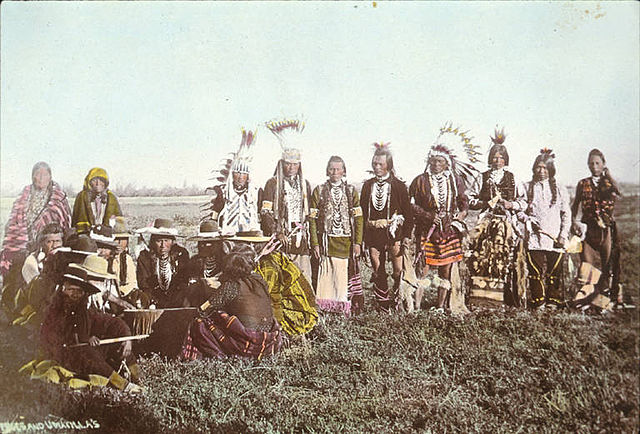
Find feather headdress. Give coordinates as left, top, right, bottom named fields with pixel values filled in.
left=539, top=147, right=555, bottom=158
left=427, top=122, right=481, bottom=187
left=265, top=117, right=305, bottom=162
left=486, top=126, right=510, bottom=167
left=202, top=128, right=257, bottom=221
left=373, top=141, right=391, bottom=152
left=491, top=127, right=506, bottom=145
left=264, top=117, right=309, bottom=220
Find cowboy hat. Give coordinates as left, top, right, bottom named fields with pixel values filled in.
left=62, top=265, right=102, bottom=295
left=68, top=254, right=116, bottom=280
left=135, top=218, right=182, bottom=237
left=187, top=219, right=224, bottom=242
left=225, top=230, right=271, bottom=243
left=90, top=225, right=119, bottom=248
left=113, top=216, right=131, bottom=239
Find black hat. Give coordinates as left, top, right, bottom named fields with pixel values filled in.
left=62, top=265, right=102, bottom=295
left=90, top=225, right=118, bottom=248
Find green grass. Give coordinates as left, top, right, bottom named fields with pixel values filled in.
left=1, top=309, right=637, bottom=433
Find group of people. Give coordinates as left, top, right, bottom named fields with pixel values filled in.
left=0, top=120, right=630, bottom=393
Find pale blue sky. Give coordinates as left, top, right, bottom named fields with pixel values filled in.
left=1, top=1, right=638, bottom=196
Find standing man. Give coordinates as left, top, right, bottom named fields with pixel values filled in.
left=517, top=149, right=571, bottom=310
left=410, top=146, right=470, bottom=312
left=261, top=119, right=313, bottom=281
left=309, top=156, right=363, bottom=314
left=360, top=143, right=412, bottom=312
left=205, top=129, right=261, bottom=235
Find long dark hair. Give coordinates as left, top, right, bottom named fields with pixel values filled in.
left=488, top=128, right=509, bottom=167
left=588, top=148, right=621, bottom=196
left=529, top=150, right=558, bottom=206
left=220, top=244, right=255, bottom=280
left=326, top=155, right=346, bottom=177
left=372, top=144, right=395, bottom=176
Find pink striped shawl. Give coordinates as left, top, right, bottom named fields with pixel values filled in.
left=1, top=182, right=71, bottom=276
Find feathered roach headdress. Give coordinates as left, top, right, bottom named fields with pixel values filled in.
left=427, top=122, right=481, bottom=187
left=539, top=147, right=555, bottom=158
left=491, top=127, right=506, bottom=145
left=533, top=147, right=556, bottom=175
left=202, top=128, right=257, bottom=221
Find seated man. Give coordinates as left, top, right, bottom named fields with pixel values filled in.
left=136, top=219, right=189, bottom=308
left=1, top=223, right=64, bottom=327
left=39, top=264, right=142, bottom=392
left=185, top=219, right=224, bottom=306
left=181, top=244, right=282, bottom=360
left=112, top=217, right=150, bottom=308
left=22, top=223, right=64, bottom=284
left=73, top=254, right=134, bottom=314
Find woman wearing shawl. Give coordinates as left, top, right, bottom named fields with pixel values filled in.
left=0, top=162, right=71, bottom=277
left=71, top=167, right=122, bottom=234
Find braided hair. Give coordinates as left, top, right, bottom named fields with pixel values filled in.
left=529, top=149, right=558, bottom=206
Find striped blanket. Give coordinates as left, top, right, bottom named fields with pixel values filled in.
left=1, top=183, right=71, bottom=276
left=181, top=312, right=282, bottom=360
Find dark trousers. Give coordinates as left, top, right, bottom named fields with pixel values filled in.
left=526, top=250, right=564, bottom=307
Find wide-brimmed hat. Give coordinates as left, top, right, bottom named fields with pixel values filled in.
left=187, top=220, right=224, bottom=242
left=65, top=234, right=98, bottom=254
left=135, top=218, right=182, bottom=238
left=62, top=265, right=102, bottom=295
left=113, top=216, right=131, bottom=239
left=226, top=230, right=271, bottom=243
left=69, top=254, right=116, bottom=280
left=90, top=224, right=119, bottom=248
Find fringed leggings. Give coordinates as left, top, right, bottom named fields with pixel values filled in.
left=526, top=250, right=564, bottom=307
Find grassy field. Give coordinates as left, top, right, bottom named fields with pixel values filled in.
left=0, top=193, right=638, bottom=433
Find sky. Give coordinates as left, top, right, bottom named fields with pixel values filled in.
left=1, top=1, right=639, bottom=197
